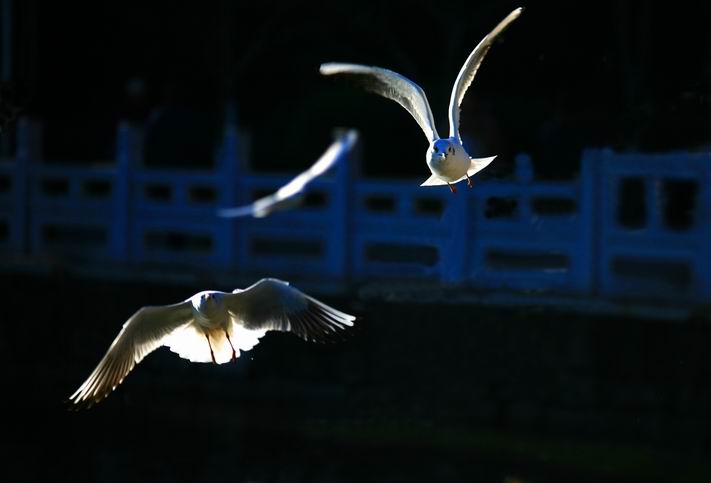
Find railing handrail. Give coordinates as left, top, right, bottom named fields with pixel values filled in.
left=2, top=118, right=710, bottom=304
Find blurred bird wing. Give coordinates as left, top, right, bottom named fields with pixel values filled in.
left=218, top=195, right=293, bottom=219
left=217, top=203, right=258, bottom=218
left=218, top=130, right=358, bottom=219
left=321, top=63, right=440, bottom=142
left=448, top=7, right=523, bottom=140
left=68, top=301, right=194, bottom=408
left=225, top=278, right=355, bottom=343
left=270, top=129, right=356, bottom=202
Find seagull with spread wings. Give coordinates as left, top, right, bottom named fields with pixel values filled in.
left=68, top=278, right=355, bottom=408
left=218, top=130, right=358, bottom=218
left=320, top=8, right=523, bottom=193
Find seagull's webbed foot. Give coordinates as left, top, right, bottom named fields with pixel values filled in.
left=448, top=183, right=457, bottom=194
left=466, top=174, right=474, bottom=189
left=205, top=333, right=217, bottom=364
left=224, top=329, right=238, bottom=361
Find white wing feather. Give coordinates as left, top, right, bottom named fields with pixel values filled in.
left=320, top=63, right=440, bottom=142
left=225, top=278, right=355, bottom=343
left=448, top=7, right=523, bottom=140
left=68, top=302, right=193, bottom=407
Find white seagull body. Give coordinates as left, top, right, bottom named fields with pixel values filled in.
left=320, top=7, right=523, bottom=193
left=68, top=278, right=355, bottom=408
left=218, top=130, right=358, bottom=218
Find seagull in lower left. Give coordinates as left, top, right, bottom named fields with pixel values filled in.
left=68, top=278, right=355, bottom=408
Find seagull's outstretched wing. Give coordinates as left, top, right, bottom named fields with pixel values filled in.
left=225, top=278, right=355, bottom=343
left=321, top=63, right=440, bottom=142
left=218, top=130, right=358, bottom=218
left=448, top=7, right=523, bottom=140
left=68, top=302, right=193, bottom=408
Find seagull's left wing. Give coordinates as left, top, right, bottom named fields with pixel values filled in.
left=218, top=130, right=358, bottom=218
left=448, top=7, right=523, bottom=140
left=68, top=301, right=193, bottom=408
left=321, top=63, right=440, bottom=143
left=225, top=278, right=355, bottom=343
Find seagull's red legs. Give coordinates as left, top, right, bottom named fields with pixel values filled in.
left=205, top=333, right=217, bottom=364
left=466, top=174, right=474, bottom=188
left=448, top=183, right=457, bottom=194
left=224, top=329, right=238, bottom=361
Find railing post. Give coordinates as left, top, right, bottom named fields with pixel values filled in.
left=697, top=155, right=711, bottom=298
left=579, top=148, right=599, bottom=295
left=515, top=153, right=533, bottom=220
left=16, top=117, right=42, bottom=165
left=331, top=127, right=357, bottom=279
left=229, top=126, right=253, bottom=275
left=16, top=117, right=41, bottom=254
left=115, top=121, right=142, bottom=262
left=440, top=188, right=468, bottom=283
left=215, top=121, right=241, bottom=270
left=596, top=148, right=615, bottom=298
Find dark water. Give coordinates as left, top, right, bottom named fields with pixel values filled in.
left=2, top=273, right=710, bottom=483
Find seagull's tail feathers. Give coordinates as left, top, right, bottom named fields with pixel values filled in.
left=467, top=155, right=497, bottom=177
left=163, top=323, right=266, bottom=364
left=420, top=174, right=448, bottom=187
left=420, top=155, right=497, bottom=187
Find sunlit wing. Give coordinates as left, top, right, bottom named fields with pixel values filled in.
left=320, top=63, right=440, bottom=142
left=448, top=7, right=523, bottom=140
left=218, top=130, right=358, bottom=218
left=225, top=278, right=355, bottom=343
left=68, top=302, right=194, bottom=408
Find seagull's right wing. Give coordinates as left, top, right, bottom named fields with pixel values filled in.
left=225, top=278, right=355, bottom=343
left=320, top=63, right=440, bottom=142
left=68, top=301, right=194, bottom=408
left=448, top=7, right=523, bottom=140
left=218, top=130, right=358, bottom=218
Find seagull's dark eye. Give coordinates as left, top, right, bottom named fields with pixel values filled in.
left=433, top=146, right=439, bottom=153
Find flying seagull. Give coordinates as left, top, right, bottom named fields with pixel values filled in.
left=218, top=130, right=358, bottom=218
left=320, top=7, right=523, bottom=193
left=68, top=278, right=355, bottom=408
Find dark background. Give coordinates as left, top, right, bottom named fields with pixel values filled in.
left=8, top=1, right=711, bottom=177
left=3, top=1, right=711, bottom=482
left=4, top=273, right=711, bottom=483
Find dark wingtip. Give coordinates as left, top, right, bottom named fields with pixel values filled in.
left=65, top=390, right=110, bottom=411
left=65, top=397, right=91, bottom=412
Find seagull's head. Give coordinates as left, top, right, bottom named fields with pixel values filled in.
left=428, top=139, right=457, bottom=165
left=194, top=291, right=222, bottom=315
